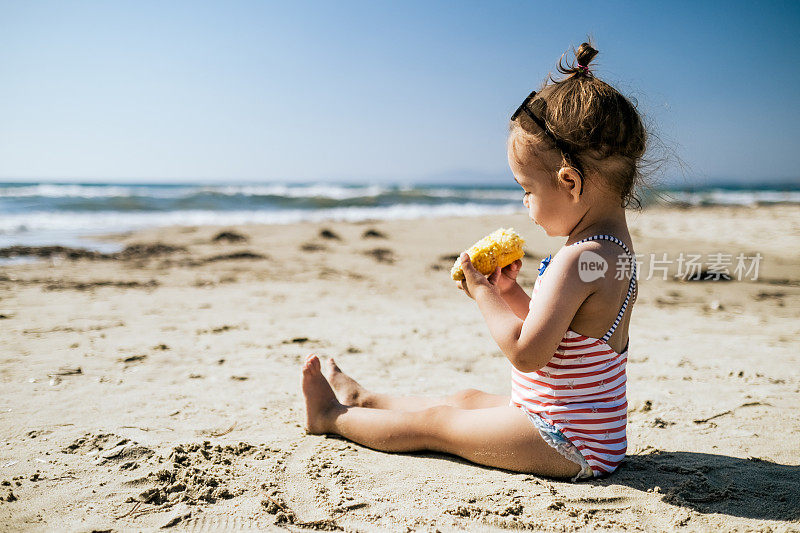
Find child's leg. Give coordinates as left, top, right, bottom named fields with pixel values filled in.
left=303, top=355, right=580, bottom=478
left=323, top=357, right=509, bottom=411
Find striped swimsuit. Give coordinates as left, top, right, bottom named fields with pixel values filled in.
left=509, top=234, right=638, bottom=478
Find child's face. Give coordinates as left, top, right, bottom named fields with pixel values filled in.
left=507, top=138, right=582, bottom=237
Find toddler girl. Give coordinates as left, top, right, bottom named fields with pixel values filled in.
left=301, top=42, right=646, bottom=480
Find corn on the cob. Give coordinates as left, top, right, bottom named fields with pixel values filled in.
left=451, top=228, right=526, bottom=281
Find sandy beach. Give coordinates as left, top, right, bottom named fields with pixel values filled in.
left=0, top=204, right=798, bottom=532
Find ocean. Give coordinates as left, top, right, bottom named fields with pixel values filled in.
left=1, top=181, right=798, bottom=254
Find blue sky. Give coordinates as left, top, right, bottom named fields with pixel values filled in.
left=0, top=1, right=798, bottom=186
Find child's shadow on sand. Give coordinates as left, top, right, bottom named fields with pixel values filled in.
left=326, top=433, right=799, bottom=522
left=402, top=447, right=799, bottom=522
left=595, top=450, right=800, bottom=522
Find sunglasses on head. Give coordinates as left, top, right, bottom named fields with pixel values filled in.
left=511, top=91, right=585, bottom=195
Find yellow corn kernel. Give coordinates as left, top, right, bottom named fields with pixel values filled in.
left=451, top=228, right=526, bottom=281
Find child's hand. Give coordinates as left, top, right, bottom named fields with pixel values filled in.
left=456, top=254, right=523, bottom=299
left=455, top=253, right=497, bottom=299
left=488, top=259, right=522, bottom=295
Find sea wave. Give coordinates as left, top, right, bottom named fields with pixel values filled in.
left=0, top=182, right=523, bottom=202
left=0, top=183, right=396, bottom=199
left=0, top=183, right=524, bottom=216
left=662, top=189, right=800, bottom=206
left=0, top=181, right=796, bottom=250
left=0, top=183, right=174, bottom=198
left=3, top=182, right=796, bottom=206
left=207, top=184, right=389, bottom=200
left=0, top=203, right=525, bottom=236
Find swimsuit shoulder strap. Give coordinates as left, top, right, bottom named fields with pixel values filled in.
left=569, top=234, right=638, bottom=343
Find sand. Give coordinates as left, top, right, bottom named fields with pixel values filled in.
left=0, top=204, right=798, bottom=531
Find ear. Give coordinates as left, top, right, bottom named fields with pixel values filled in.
left=557, top=167, right=583, bottom=202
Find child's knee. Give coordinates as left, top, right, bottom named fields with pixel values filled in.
left=450, top=388, right=482, bottom=408
left=414, top=405, right=461, bottom=449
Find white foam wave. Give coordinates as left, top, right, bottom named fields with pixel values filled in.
left=665, top=189, right=800, bottom=206
left=204, top=184, right=390, bottom=199
left=0, top=184, right=185, bottom=198
left=0, top=204, right=525, bottom=237
left=0, top=182, right=523, bottom=201
left=0, top=183, right=403, bottom=200
left=420, top=187, right=522, bottom=201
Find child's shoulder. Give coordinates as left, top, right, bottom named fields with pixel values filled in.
left=554, top=237, right=634, bottom=263
left=548, top=238, right=634, bottom=286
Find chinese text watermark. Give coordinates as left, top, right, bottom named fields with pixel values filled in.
left=577, top=252, right=763, bottom=281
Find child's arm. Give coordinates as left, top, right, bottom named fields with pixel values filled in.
left=459, top=250, right=595, bottom=373
left=497, top=282, right=530, bottom=320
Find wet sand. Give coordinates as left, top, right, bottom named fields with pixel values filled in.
left=0, top=204, right=798, bottom=531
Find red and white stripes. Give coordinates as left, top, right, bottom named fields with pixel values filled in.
left=511, top=236, right=636, bottom=477
left=510, top=330, right=629, bottom=475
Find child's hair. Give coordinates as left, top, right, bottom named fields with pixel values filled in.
left=509, top=41, right=649, bottom=209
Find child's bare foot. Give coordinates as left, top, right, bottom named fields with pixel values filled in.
left=301, top=354, right=343, bottom=434
left=324, top=357, right=370, bottom=407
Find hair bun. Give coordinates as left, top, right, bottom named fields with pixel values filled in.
left=575, top=42, right=598, bottom=68
left=558, top=41, right=599, bottom=78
